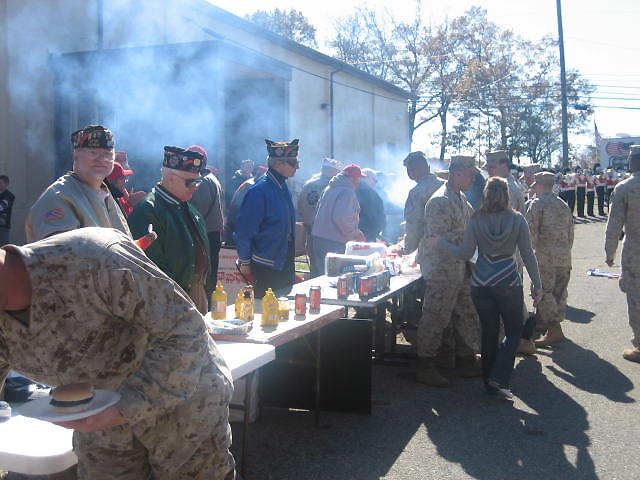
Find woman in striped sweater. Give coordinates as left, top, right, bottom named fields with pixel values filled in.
left=429, top=177, right=543, bottom=399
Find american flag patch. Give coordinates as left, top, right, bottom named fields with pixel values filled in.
left=44, top=208, right=64, bottom=222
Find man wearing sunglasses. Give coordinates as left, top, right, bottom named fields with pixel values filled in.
left=128, top=146, right=211, bottom=314
left=235, top=139, right=299, bottom=298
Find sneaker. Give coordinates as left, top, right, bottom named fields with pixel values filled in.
left=486, top=380, right=515, bottom=400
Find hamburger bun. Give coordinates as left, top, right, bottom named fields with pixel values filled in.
left=50, top=382, right=95, bottom=414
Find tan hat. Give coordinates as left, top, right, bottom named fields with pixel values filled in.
left=403, top=151, right=428, bottom=166
left=485, top=150, right=509, bottom=165
left=531, top=171, right=555, bottom=187
left=449, top=155, right=479, bottom=172
left=322, top=157, right=343, bottom=169
left=523, top=164, right=541, bottom=176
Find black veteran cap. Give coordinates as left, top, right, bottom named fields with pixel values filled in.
left=265, top=139, right=299, bottom=159
left=163, top=146, right=205, bottom=173
left=71, top=125, right=114, bottom=150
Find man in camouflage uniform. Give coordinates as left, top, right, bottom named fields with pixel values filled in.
left=298, top=157, right=342, bottom=277
left=0, top=228, right=235, bottom=479
left=605, top=145, right=640, bottom=363
left=526, top=172, right=574, bottom=347
left=402, top=151, right=445, bottom=258
left=401, top=151, right=445, bottom=350
left=25, top=125, right=130, bottom=242
left=417, top=155, right=481, bottom=387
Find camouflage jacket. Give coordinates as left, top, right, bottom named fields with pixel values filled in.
left=0, top=227, right=231, bottom=427
left=420, top=182, right=473, bottom=280
left=525, top=193, right=574, bottom=266
left=606, top=172, right=640, bottom=268
left=403, top=173, right=445, bottom=255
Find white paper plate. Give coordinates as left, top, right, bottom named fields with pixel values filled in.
left=18, top=390, right=121, bottom=422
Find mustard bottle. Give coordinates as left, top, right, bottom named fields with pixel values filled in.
left=261, top=288, right=279, bottom=327
left=210, top=281, right=227, bottom=320
left=234, top=290, right=244, bottom=319
left=240, top=290, right=253, bottom=322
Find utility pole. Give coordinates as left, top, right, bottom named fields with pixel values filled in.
left=556, top=0, right=569, bottom=169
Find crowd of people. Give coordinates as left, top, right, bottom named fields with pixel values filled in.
left=1, top=122, right=639, bottom=479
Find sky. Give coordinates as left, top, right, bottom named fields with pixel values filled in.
left=208, top=0, right=640, bottom=156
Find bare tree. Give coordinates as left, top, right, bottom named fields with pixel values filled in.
left=245, top=8, right=317, bottom=48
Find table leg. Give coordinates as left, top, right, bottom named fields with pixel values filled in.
left=240, top=370, right=255, bottom=479
left=314, top=329, right=322, bottom=427
left=374, top=305, right=387, bottom=361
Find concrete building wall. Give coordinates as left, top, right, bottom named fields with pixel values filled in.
left=0, top=0, right=410, bottom=245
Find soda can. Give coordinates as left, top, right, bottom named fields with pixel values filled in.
left=359, top=276, right=371, bottom=298
left=295, top=293, right=307, bottom=315
left=337, top=276, right=348, bottom=298
left=309, top=286, right=321, bottom=311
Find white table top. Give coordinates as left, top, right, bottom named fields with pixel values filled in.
left=0, top=413, right=77, bottom=475
left=216, top=341, right=276, bottom=379
left=0, top=342, right=276, bottom=475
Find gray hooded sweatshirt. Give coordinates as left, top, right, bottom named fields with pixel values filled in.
left=437, top=209, right=542, bottom=290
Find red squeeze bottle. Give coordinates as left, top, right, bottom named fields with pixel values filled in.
left=135, top=231, right=157, bottom=250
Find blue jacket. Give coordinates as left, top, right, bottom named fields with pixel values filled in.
left=234, top=169, right=295, bottom=270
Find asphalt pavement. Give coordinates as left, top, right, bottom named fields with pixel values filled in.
left=236, top=217, right=639, bottom=480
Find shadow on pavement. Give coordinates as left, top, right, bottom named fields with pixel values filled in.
left=540, top=340, right=634, bottom=403
left=566, top=305, right=596, bottom=324
left=423, top=357, right=598, bottom=480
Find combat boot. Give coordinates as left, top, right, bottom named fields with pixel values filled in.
left=417, top=357, right=450, bottom=387
left=622, top=348, right=640, bottom=363
left=435, top=348, right=456, bottom=369
left=517, top=339, right=537, bottom=356
left=456, top=354, right=482, bottom=377
left=534, top=322, right=566, bottom=347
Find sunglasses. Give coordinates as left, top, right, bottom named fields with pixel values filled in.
left=284, top=159, right=300, bottom=167
left=172, top=172, right=202, bottom=188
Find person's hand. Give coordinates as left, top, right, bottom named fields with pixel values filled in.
left=239, top=264, right=254, bottom=285
left=428, top=234, right=441, bottom=248
left=606, top=258, right=614, bottom=267
left=531, top=287, right=543, bottom=307
left=128, top=190, right=147, bottom=208
left=54, top=406, right=126, bottom=433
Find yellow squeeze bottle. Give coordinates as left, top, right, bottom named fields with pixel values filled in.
left=210, top=281, right=227, bottom=320
left=261, top=288, right=279, bottom=327
left=234, top=290, right=244, bottom=319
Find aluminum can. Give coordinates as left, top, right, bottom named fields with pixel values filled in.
left=337, top=276, right=348, bottom=298
left=359, top=276, right=371, bottom=298
left=309, top=286, right=321, bottom=311
left=295, top=293, right=307, bottom=315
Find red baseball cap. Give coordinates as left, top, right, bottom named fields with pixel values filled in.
left=342, top=164, right=367, bottom=178
left=188, top=145, right=208, bottom=162
left=107, top=162, right=134, bottom=181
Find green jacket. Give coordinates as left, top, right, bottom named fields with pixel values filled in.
left=128, top=185, right=210, bottom=293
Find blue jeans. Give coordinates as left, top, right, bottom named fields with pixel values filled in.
left=470, top=285, right=524, bottom=388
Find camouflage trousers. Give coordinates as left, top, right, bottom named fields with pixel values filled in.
left=536, top=263, right=571, bottom=328
left=417, top=279, right=480, bottom=358
left=620, top=263, right=640, bottom=349
left=74, top=376, right=235, bottom=480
